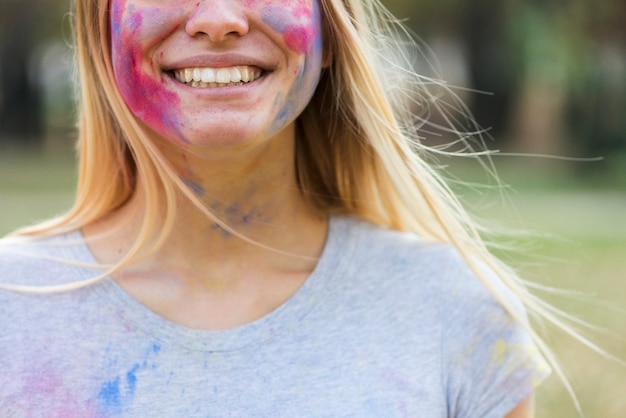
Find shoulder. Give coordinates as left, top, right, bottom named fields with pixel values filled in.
left=340, top=215, right=499, bottom=301
left=329, top=215, right=530, bottom=339
left=331, top=216, right=550, bottom=416
left=341, top=216, right=529, bottom=334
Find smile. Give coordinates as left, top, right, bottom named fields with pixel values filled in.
left=172, top=66, right=263, bottom=88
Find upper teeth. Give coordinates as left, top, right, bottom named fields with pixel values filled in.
left=173, top=66, right=262, bottom=86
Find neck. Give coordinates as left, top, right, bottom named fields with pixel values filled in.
left=82, top=128, right=330, bottom=330
left=85, top=127, right=328, bottom=285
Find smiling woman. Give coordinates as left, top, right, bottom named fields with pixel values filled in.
left=0, top=0, right=554, bottom=416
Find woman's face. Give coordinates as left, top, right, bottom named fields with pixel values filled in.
left=109, top=0, right=324, bottom=148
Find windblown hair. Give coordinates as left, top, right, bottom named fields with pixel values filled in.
left=5, top=0, right=609, bottom=406
left=10, top=0, right=493, bottom=264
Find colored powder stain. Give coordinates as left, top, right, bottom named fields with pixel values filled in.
left=110, top=1, right=187, bottom=144
left=294, top=64, right=306, bottom=90
left=126, top=364, right=141, bottom=395
left=267, top=0, right=322, bottom=134
left=182, top=177, right=205, bottom=195
left=126, top=48, right=184, bottom=142
left=21, top=368, right=97, bottom=417
left=491, top=338, right=546, bottom=379
left=109, top=0, right=126, bottom=39
left=225, top=204, right=241, bottom=218
left=211, top=222, right=233, bottom=238
left=283, top=25, right=312, bottom=54
left=98, top=377, right=122, bottom=414
left=261, top=5, right=317, bottom=54
left=292, top=5, right=313, bottom=20
left=26, top=370, right=63, bottom=395
left=270, top=63, right=305, bottom=131
left=128, top=6, right=143, bottom=33
left=492, top=339, right=509, bottom=365
left=261, top=7, right=293, bottom=32
left=96, top=343, right=162, bottom=414
left=270, top=94, right=289, bottom=133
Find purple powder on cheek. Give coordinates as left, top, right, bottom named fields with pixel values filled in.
left=110, top=1, right=187, bottom=143
left=261, top=6, right=293, bottom=33
left=261, top=4, right=317, bottom=54
left=268, top=0, right=323, bottom=133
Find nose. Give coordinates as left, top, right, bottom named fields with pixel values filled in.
left=185, top=0, right=249, bottom=42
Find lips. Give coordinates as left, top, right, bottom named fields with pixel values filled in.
left=171, top=66, right=263, bottom=87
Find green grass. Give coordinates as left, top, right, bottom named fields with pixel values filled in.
left=1, top=151, right=624, bottom=417
left=448, top=159, right=626, bottom=418
left=0, top=149, right=76, bottom=234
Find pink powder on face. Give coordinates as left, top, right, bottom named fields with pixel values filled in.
left=283, top=25, right=313, bottom=54
left=110, top=0, right=187, bottom=143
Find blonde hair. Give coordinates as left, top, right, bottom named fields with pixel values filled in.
left=6, top=0, right=617, bottom=409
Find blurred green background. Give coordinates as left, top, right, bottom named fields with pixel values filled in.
left=0, top=0, right=624, bottom=416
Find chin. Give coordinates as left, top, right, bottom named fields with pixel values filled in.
left=170, top=127, right=270, bottom=152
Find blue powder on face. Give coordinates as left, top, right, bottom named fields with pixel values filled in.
left=261, top=6, right=293, bottom=33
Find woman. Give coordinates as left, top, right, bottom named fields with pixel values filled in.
left=0, top=0, right=550, bottom=416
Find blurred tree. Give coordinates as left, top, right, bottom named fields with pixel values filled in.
left=383, top=0, right=626, bottom=166
left=461, top=0, right=523, bottom=141
left=0, top=0, right=68, bottom=148
left=565, top=0, right=626, bottom=169
left=0, top=1, right=43, bottom=145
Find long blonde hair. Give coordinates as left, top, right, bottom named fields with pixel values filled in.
left=11, top=1, right=491, bottom=257
left=6, top=0, right=616, bottom=408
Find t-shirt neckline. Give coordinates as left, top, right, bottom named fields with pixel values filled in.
left=69, top=215, right=359, bottom=352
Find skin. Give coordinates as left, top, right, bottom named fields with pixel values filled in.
left=505, top=395, right=534, bottom=418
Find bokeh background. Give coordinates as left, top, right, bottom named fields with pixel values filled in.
left=0, top=0, right=624, bottom=416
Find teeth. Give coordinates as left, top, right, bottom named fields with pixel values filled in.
left=216, top=68, right=230, bottom=83
left=201, top=68, right=215, bottom=83
left=230, top=67, right=242, bottom=83
left=241, top=67, right=250, bottom=82
left=184, top=68, right=193, bottom=83
left=173, top=66, right=261, bottom=87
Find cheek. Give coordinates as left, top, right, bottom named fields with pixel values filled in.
left=259, top=0, right=319, bottom=55
left=267, top=1, right=324, bottom=133
left=110, top=0, right=187, bottom=143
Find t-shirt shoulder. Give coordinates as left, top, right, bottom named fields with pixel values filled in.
left=344, top=216, right=478, bottom=292
left=346, top=216, right=524, bottom=309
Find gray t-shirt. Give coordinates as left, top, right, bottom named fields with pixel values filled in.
left=0, top=216, right=549, bottom=417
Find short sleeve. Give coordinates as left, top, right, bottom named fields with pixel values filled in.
left=442, top=258, right=551, bottom=418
